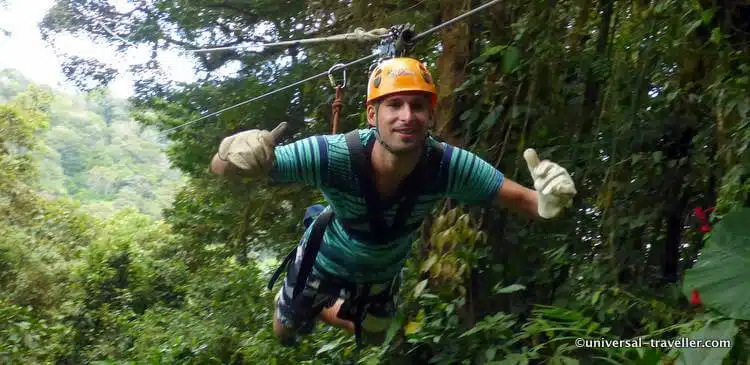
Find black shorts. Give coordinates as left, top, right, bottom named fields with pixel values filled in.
left=275, top=237, right=402, bottom=336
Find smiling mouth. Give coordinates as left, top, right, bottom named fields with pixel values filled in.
left=393, top=127, right=417, bottom=135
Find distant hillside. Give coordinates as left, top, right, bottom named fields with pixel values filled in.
left=0, top=68, right=186, bottom=219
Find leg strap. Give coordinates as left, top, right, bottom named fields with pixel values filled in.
left=353, top=284, right=371, bottom=349
left=267, top=209, right=334, bottom=296
left=267, top=247, right=296, bottom=290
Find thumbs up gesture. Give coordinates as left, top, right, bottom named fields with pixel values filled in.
left=523, top=148, right=577, bottom=219
left=217, top=122, right=287, bottom=175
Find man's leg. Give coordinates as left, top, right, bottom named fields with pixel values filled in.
left=317, top=277, right=400, bottom=346
left=319, top=298, right=390, bottom=345
left=319, top=298, right=355, bottom=332
left=361, top=274, right=402, bottom=345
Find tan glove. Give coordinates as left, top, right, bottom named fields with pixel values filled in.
left=217, top=122, right=287, bottom=175
left=523, top=148, right=577, bottom=219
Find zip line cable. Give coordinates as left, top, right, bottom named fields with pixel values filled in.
left=413, top=0, right=501, bottom=41
left=95, top=20, right=134, bottom=46
left=159, top=0, right=501, bottom=135
left=160, top=53, right=380, bottom=134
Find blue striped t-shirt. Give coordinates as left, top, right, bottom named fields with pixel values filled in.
left=269, top=128, right=503, bottom=283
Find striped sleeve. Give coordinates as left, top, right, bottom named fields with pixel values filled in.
left=441, top=145, right=504, bottom=205
left=268, top=135, right=329, bottom=188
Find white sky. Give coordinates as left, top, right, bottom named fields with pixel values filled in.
left=0, top=0, right=199, bottom=99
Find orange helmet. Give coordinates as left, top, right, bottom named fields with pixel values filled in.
left=366, top=57, right=437, bottom=106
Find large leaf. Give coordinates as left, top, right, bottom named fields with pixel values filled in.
left=478, top=104, right=504, bottom=132
left=473, top=45, right=507, bottom=64
left=676, top=319, right=738, bottom=365
left=502, top=46, right=521, bottom=74
left=683, top=208, right=750, bottom=320
left=316, top=338, right=342, bottom=355
left=413, top=279, right=429, bottom=298
left=494, top=283, right=527, bottom=294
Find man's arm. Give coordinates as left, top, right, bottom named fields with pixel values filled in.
left=437, top=143, right=574, bottom=219
left=492, top=149, right=577, bottom=219
left=211, top=134, right=332, bottom=188
left=493, top=178, right=540, bottom=218
left=209, top=122, right=287, bottom=179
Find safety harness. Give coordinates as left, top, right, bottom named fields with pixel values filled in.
left=267, top=129, right=444, bottom=348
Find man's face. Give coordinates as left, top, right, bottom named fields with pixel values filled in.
left=367, top=92, right=435, bottom=154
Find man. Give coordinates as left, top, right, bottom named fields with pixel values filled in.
left=209, top=57, right=576, bottom=347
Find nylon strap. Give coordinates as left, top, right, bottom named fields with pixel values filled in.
left=266, top=209, right=334, bottom=294
left=353, top=284, right=371, bottom=348
left=345, top=130, right=389, bottom=240
left=331, top=86, right=343, bottom=134
left=293, top=209, right=333, bottom=299
left=267, top=247, right=296, bottom=290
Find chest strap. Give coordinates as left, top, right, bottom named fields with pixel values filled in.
left=342, top=130, right=443, bottom=244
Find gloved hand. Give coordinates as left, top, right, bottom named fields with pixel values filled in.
left=523, top=148, right=577, bottom=219
left=217, top=122, right=287, bottom=175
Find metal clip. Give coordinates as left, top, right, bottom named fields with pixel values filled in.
left=327, top=63, right=347, bottom=88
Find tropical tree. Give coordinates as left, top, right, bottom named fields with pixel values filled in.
left=22, top=0, right=750, bottom=363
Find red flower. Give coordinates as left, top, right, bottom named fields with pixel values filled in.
left=690, top=289, right=702, bottom=306
left=694, top=207, right=714, bottom=234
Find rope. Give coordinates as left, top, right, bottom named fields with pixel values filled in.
left=94, top=19, right=388, bottom=53
left=160, top=0, right=502, bottom=134
left=331, top=86, right=344, bottom=134
left=186, top=28, right=389, bottom=53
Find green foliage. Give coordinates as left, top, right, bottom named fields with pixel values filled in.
left=682, top=208, right=750, bottom=320
left=676, top=319, right=738, bottom=365
left=124, top=263, right=272, bottom=364
left=0, top=0, right=745, bottom=363
left=0, top=70, right=186, bottom=219
left=0, top=300, right=74, bottom=364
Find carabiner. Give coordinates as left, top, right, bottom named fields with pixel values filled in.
left=328, top=63, right=347, bottom=88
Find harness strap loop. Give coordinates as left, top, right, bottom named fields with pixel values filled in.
left=293, top=209, right=334, bottom=299
left=331, top=86, right=344, bottom=134
left=353, top=284, right=371, bottom=348
left=267, top=247, right=296, bottom=290
left=345, top=130, right=389, bottom=241
left=266, top=209, right=334, bottom=294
